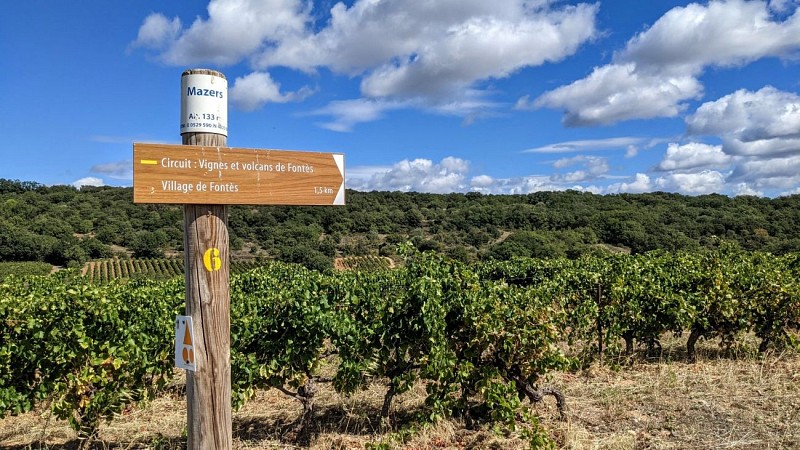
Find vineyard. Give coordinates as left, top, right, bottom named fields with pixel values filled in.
left=334, top=255, right=394, bottom=271
left=0, top=261, right=52, bottom=281
left=1, top=244, right=799, bottom=447
left=82, top=258, right=266, bottom=283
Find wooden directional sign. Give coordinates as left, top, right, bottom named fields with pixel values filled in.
left=133, top=143, right=345, bottom=205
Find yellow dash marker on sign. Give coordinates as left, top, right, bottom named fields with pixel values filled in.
left=140, top=159, right=158, bottom=165
left=203, top=248, right=222, bottom=272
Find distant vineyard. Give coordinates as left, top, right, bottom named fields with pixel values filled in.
left=334, top=255, right=393, bottom=271
left=82, top=258, right=267, bottom=283
left=0, top=261, right=52, bottom=281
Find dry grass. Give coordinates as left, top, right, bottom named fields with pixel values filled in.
left=2, top=342, right=799, bottom=449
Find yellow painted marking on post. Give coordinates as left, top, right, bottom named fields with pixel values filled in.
left=140, top=159, right=158, bottom=165
left=203, top=247, right=222, bottom=272
left=182, top=326, right=195, bottom=365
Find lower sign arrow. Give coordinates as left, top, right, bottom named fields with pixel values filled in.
left=133, top=143, right=345, bottom=206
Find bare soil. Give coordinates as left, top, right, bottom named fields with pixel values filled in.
left=2, top=344, right=799, bottom=449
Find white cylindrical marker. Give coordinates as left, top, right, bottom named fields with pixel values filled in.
left=180, top=70, right=228, bottom=136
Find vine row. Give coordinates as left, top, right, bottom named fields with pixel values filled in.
left=1, top=244, right=798, bottom=444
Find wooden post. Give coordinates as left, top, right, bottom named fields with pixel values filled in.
left=181, top=69, right=232, bottom=449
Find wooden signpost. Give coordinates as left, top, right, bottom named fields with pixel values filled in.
left=133, top=68, right=345, bottom=450
left=133, top=143, right=345, bottom=205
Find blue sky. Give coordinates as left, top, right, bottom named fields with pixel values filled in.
left=2, top=0, right=799, bottom=197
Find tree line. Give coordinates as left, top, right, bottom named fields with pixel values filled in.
left=1, top=178, right=799, bottom=270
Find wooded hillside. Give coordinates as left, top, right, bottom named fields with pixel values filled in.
left=1, top=178, right=799, bottom=270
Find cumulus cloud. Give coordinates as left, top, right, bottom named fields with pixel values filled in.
left=130, top=13, right=181, bottom=50
left=347, top=157, right=470, bottom=193
left=257, top=1, right=598, bottom=79
left=536, top=0, right=800, bottom=126
left=535, top=63, right=703, bottom=126
left=469, top=175, right=598, bottom=195
left=352, top=3, right=598, bottom=99
left=347, top=156, right=605, bottom=195
left=229, top=72, right=313, bottom=111
left=134, top=0, right=310, bottom=65
left=470, top=174, right=495, bottom=189
left=733, top=183, right=764, bottom=197
left=655, top=170, right=727, bottom=195
left=620, top=0, right=800, bottom=71
left=655, top=142, right=732, bottom=171
left=728, top=155, right=800, bottom=187
left=606, top=173, right=653, bottom=194
left=687, top=86, right=800, bottom=157
left=72, top=177, right=105, bottom=189
left=551, top=155, right=609, bottom=182
left=133, top=0, right=599, bottom=129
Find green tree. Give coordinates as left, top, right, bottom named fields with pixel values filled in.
left=130, top=231, right=167, bottom=259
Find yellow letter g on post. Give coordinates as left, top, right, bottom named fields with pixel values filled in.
left=203, top=247, right=222, bottom=272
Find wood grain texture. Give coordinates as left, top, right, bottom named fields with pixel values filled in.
left=133, top=143, right=345, bottom=205
left=184, top=203, right=231, bottom=450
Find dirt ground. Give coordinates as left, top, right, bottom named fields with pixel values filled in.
left=2, top=341, right=799, bottom=449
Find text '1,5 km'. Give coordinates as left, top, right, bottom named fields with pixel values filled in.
left=133, top=143, right=345, bottom=206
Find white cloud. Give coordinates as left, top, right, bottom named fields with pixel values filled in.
left=551, top=155, right=609, bottom=182
left=307, top=98, right=409, bottom=132
left=352, top=3, right=598, bottom=99
left=655, top=142, right=732, bottom=171
left=676, top=86, right=800, bottom=194
left=427, top=91, right=501, bottom=118
left=229, top=72, right=313, bottom=111
left=259, top=1, right=598, bottom=76
left=346, top=156, right=602, bottom=194
left=733, top=183, right=764, bottom=197
left=535, top=63, right=703, bottom=126
left=470, top=174, right=495, bottom=189
left=347, top=157, right=471, bottom=193
left=133, top=0, right=599, bottom=128
left=345, top=152, right=790, bottom=196
left=721, top=136, right=800, bottom=156
left=687, top=86, right=800, bottom=156
left=606, top=173, right=653, bottom=194
left=470, top=175, right=592, bottom=195
left=524, top=136, right=648, bottom=154
left=73, top=177, right=105, bottom=189
left=655, top=170, right=727, bottom=195
left=620, top=0, right=800, bottom=71
left=131, top=13, right=181, bottom=49
left=687, top=86, right=800, bottom=140
left=134, top=0, right=310, bottom=65
left=728, top=155, right=800, bottom=187
left=536, top=0, right=800, bottom=126
left=514, top=94, right=534, bottom=110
